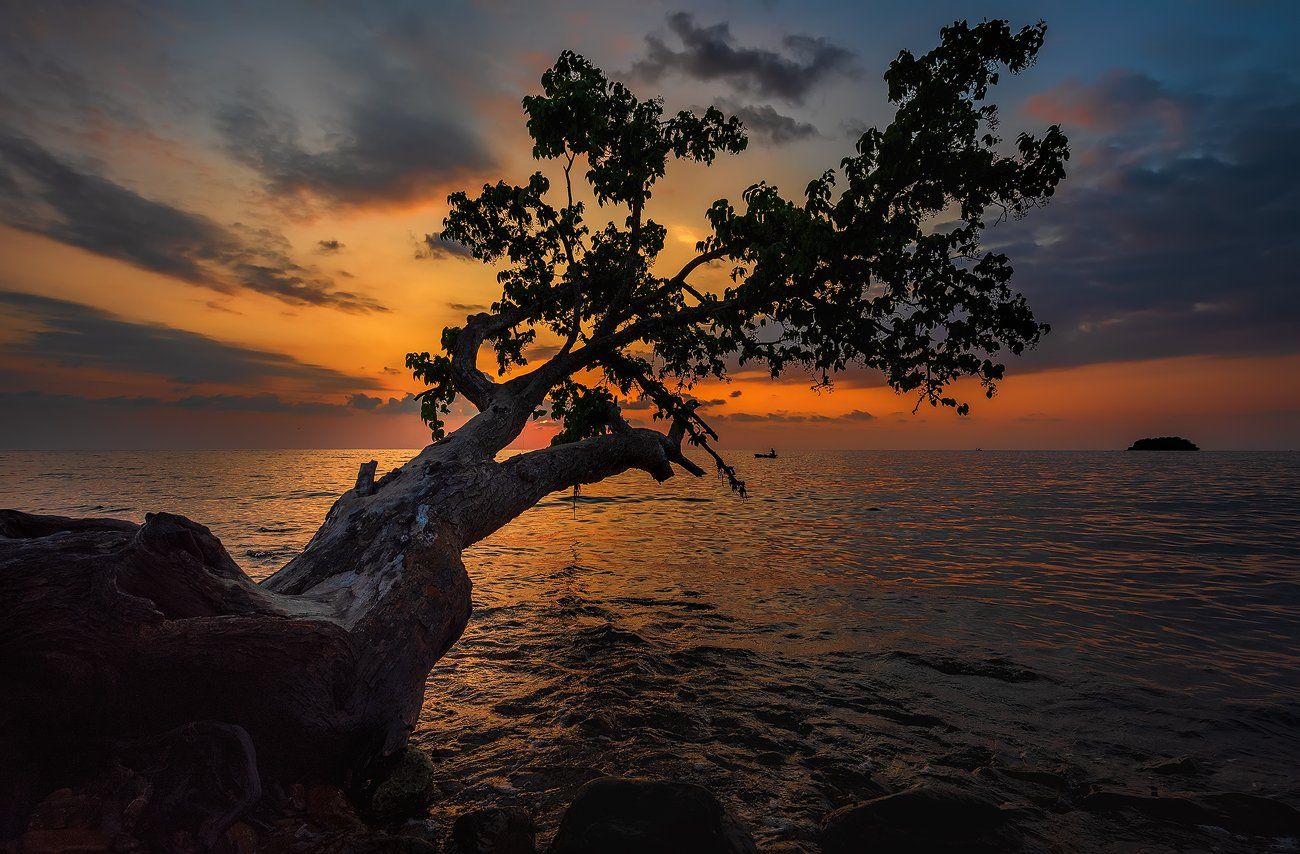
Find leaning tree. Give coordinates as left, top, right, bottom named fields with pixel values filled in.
left=0, top=19, right=1066, bottom=833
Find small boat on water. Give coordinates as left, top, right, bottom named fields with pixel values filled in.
left=754, top=449, right=778, bottom=459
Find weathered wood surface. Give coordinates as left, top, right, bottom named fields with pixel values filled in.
left=355, top=459, right=379, bottom=496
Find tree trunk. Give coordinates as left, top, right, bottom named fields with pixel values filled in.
left=0, top=393, right=696, bottom=836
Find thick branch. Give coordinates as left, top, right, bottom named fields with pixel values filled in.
left=451, top=310, right=519, bottom=408
left=669, top=247, right=727, bottom=287
left=452, top=271, right=582, bottom=412
left=454, top=427, right=702, bottom=546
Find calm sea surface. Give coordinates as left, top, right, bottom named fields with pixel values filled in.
left=2, top=450, right=1298, bottom=848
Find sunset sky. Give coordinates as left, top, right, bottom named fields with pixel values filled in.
left=1, top=1, right=1297, bottom=450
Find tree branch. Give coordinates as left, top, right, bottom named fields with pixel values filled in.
left=603, top=355, right=746, bottom=495
left=504, top=247, right=737, bottom=414
left=455, top=426, right=703, bottom=546
left=616, top=247, right=727, bottom=324
left=451, top=309, right=524, bottom=408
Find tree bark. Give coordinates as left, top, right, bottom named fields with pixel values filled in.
left=0, top=392, right=695, bottom=836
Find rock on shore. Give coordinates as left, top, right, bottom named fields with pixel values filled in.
left=820, top=783, right=1022, bottom=854
left=549, top=777, right=758, bottom=854
left=14, top=747, right=1300, bottom=853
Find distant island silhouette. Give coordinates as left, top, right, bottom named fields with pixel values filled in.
left=1127, top=436, right=1199, bottom=451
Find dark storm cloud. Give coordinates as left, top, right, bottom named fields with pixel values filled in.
left=347, top=393, right=382, bottom=410
left=1, top=4, right=494, bottom=212
left=317, top=239, right=344, bottom=254
left=0, top=390, right=419, bottom=419
left=346, top=393, right=420, bottom=415
left=171, top=394, right=342, bottom=414
left=632, top=12, right=857, bottom=104
left=1023, top=69, right=1194, bottom=134
left=839, top=118, right=870, bottom=140
left=715, top=100, right=818, bottom=145
left=996, top=72, right=1300, bottom=369
left=216, top=87, right=493, bottom=207
left=817, top=409, right=875, bottom=423
left=0, top=134, right=221, bottom=283
left=619, top=395, right=724, bottom=415
left=0, top=290, right=369, bottom=390
left=415, top=233, right=475, bottom=261
left=0, top=136, right=385, bottom=312
left=715, top=71, right=1300, bottom=379
left=0, top=16, right=147, bottom=139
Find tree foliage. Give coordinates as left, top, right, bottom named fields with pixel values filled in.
left=408, top=20, right=1068, bottom=487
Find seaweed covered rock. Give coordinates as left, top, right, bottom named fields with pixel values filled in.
left=368, top=748, right=437, bottom=823
left=550, top=778, right=758, bottom=854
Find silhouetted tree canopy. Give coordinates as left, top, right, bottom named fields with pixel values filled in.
left=408, top=20, right=1068, bottom=494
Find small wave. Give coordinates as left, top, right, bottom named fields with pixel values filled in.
left=890, top=650, right=1043, bottom=683
left=246, top=546, right=298, bottom=559
left=571, top=622, right=646, bottom=649
left=83, top=504, right=132, bottom=514
left=543, top=494, right=713, bottom=507
left=612, top=596, right=717, bottom=612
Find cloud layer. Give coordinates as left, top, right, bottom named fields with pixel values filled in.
left=1002, top=72, right=1300, bottom=369
left=217, top=89, right=492, bottom=208
left=0, top=136, right=385, bottom=312
left=0, top=4, right=1296, bottom=447
left=0, top=291, right=370, bottom=390
left=714, top=99, right=818, bottom=145
left=632, top=12, right=857, bottom=104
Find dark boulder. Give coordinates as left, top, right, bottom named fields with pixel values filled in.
left=820, top=783, right=1021, bottom=854
left=550, top=777, right=758, bottom=854
left=449, top=805, right=536, bottom=853
left=1199, top=792, right=1300, bottom=838
left=1080, top=788, right=1300, bottom=838
left=307, top=784, right=367, bottom=832
left=1138, top=755, right=1201, bottom=777
left=930, top=745, right=994, bottom=772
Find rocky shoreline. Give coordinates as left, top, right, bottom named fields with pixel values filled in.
left=10, top=737, right=1300, bottom=854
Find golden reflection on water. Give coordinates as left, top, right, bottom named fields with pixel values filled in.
left=3, top=449, right=1298, bottom=844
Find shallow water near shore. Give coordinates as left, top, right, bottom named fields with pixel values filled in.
left=3, top=449, right=1298, bottom=850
